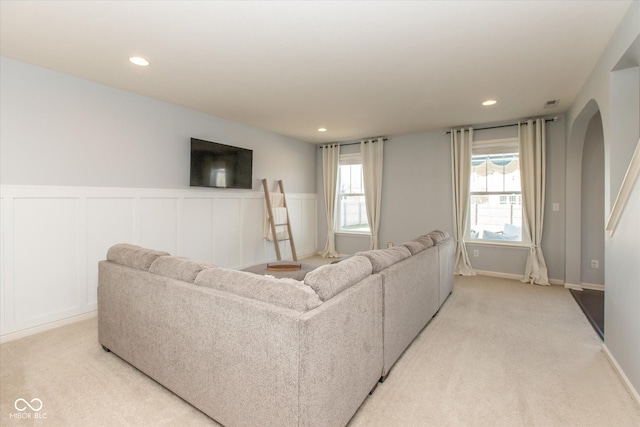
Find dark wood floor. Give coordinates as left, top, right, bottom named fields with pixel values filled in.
left=570, top=289, right=604, bottom=340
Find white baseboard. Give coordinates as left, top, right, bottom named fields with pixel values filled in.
left=474, top=270, right=522, bottom=281
left=0, top=311, right=97, bottom=344
left=581, top=282, right=605, bottom=291
left=565, top=282, right=605, bottom=292
left=475, top=270, right=564, bottom=286
left=603, top=344, right=640, bottom=408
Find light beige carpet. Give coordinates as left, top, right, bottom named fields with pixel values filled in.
left=1, top=275, right=639, bottom=426
left=349, top=275, right=640, bottom=427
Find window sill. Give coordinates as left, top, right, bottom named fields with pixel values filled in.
left=335, top=231, right=371, bottom=237
left=465, top=240, right=530, bottom=249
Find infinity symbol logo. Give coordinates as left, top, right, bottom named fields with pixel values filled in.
left=14, top=398, right=43, bottom=412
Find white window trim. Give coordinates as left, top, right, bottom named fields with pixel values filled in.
left=466, top=137, right=529, bottom=245
left=466, top=239, right=530, bottom=249
left=335, top=152, right=371, bottom=235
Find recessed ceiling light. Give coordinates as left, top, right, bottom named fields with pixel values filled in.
left=482, top=99, right=497, bottom=106
left=317, top=128, right=327, bottom=132
left=129, top=56, right=150, bottom=67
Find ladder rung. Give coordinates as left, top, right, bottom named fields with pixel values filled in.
left=274, top=222, right=288, bottom=226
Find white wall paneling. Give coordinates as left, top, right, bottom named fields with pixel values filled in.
left=242, top=196, right=267, bottom=268
left=180, top=198, right=214, bottom=262
left=13, top=197, right=80, bottom=325
left=86, top=197, right=135, bottom=305
left=0, top=185, right=317, bottom=338
left=213, top=198, right=243, bottom=269
left=139, top=197, right=180, bottom=254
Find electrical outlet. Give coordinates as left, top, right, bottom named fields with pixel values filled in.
left=591, top=260, right=599, bottom=269
left=473, top=249, right=480, bottom=257
left=553, top=203, right=560, bottom=211
left=387, top=242, right=394, bottom=248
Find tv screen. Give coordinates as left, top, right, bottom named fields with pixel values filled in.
left=190, top=138, right=253, bottom=189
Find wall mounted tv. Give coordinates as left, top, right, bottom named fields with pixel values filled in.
left=190, top=138, right=253, bottom=189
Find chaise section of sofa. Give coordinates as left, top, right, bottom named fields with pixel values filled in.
left=98, top=244, right=382, bottom=427
left=358, top=241, right=440, bottom=379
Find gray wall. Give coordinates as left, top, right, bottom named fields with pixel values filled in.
left=0, top=57, right=316, bottom=193
left=580, top=112, right=605, bottom=286
left=378, top=130, right=453, bottom=245
left=566, top=1, right=640, bottom=396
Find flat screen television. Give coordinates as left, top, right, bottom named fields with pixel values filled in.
left=190, top=138, right=253, bottom=189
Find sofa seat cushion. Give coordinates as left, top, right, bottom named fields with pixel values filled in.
left=107, top=243, right=170, bottom=271
left=356, top=246, right=411, bottom=273
left=195, top=268, right=322, bottom=312
left=149, top=256, right=216, bottom=283
left=304, top=256, right=372, bottom=301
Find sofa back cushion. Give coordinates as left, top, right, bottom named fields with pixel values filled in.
left=149, top=256, right=216, bottom=283
left=413, top=235, right=434, bottom=248
left=428, top=230, right=450, bottom=244
left=356, top=246, right=411, bottom=273
left=304, top=256, right=372, bottom=301
left=402, top=241, right=425, bottom=255
left=107, top=243, right=170, bottom=271
left=195, top=268, right=322, bottom=312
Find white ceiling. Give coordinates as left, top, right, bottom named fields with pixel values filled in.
left=0, top=1, right=633, bottom=143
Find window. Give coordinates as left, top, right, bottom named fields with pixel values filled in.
left=468, top=138, right=524, bottom=243
left=336, top=153, right=370, bottom=233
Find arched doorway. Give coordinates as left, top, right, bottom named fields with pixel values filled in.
left=566, top=101, right=605, bottom=338
left=581, top=112, right=605, bottom=288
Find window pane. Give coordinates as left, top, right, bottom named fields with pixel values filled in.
left=469, top=194, right=522, bottom=241
left=338, top=194, right=369, bottom=231
left=470, top=153, right=519, bottom=193
left=469, top=140, right=523, bottom=243
left=337, top=161, right=369, bottom=233
left=470, top=171, right=486, bottom=192
left=339, top=164, right=364, bottom=194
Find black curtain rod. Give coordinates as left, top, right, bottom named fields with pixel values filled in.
left=318, top=137, right=388, bottom=148
left=444, top=117, right=558, bottom=135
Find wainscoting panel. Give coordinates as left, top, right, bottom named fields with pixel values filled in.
left=287, top=197, right=303, bottom=253
left=13, top=197, right=80, bottom=325
left=212, top=198, right=243, bottom=268
left=242, top=196, right=268, bottom=268
left=180, top=198, right=214, bottom=262
left=0, top=186, right=317, bottom=338
left=301, top=198, right=317, bottom=257
left=139, top=197, right=180, bottom=254
left=0, top=196, right=4, bottom=334
left=86, top=197, right=135, bottom=305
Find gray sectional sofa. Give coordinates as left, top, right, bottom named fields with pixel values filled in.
left=98, top=231, right=454, bottom=427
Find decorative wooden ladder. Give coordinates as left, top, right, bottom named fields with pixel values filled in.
left=262, top=179, right=297, bottom=261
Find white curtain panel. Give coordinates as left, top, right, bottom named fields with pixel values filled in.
left=361, top=138, right=384, bottom=250
left=451, top=128, right=476, bottom=276
left=519, top=119, right=550, bottom=285
left=320, top=144, right=340, bottom=257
